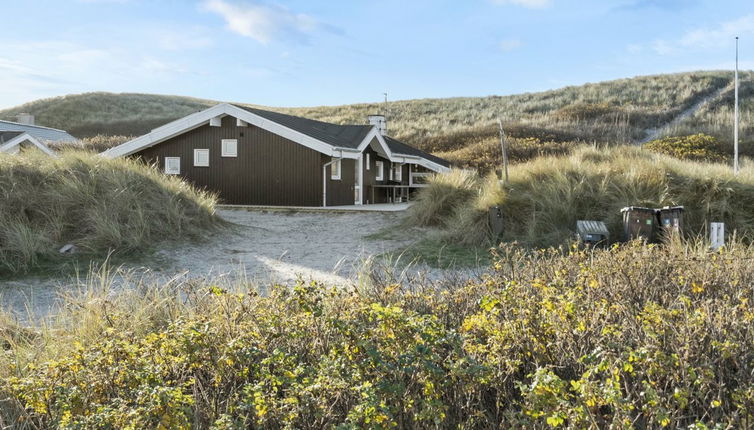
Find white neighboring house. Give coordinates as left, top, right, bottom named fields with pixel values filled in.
left=0, top=115, right=78, bottom=157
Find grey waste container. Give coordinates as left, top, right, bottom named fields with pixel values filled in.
left=488, top=206, right=504, bottom=240
left=657, top=206, right=684, bottom=239
left=621, top=206, right=657, bottom=242
left=576, top=220, right=609, bottom=246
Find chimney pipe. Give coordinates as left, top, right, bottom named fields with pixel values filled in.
left=368, top=114, right=387, bottom=136
left=17, top=113, right=35, bottom=125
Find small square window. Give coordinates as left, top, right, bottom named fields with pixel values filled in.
left=194, top=149, right=209, bottom=167
left=165, top=157, right=180, bottom=175
left=331, top=157, right=341, bottom=180
left=222, top=139, right=237, bottom=157
left=376, top=161, right=384, bottom=181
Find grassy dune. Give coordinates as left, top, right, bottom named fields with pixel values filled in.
left=0, top=151, right=219, bottom=275
left=1, top=71, right=749, bottom=170
left=408, top=146, right=754, bottom=247
left=2, top=241, right=753, bottom=428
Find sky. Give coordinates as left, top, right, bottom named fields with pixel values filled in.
left=1, top=0, right=753, bottom=109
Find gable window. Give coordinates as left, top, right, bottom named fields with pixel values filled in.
left=393, top=163, right=403, bottom=181
left=375, top=161, right=384, bottom=181
left=365, top=153, right=370, bottom=170
left=221, top=139, right=238, bottom=157
left=164, top=157, right=180, bottom=175
left=331, top=157, right=341, bottom=180
left=194, top=149, right=209, bottom=167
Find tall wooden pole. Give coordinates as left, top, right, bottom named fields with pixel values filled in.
left=734, top=37, right=740, bottom=174
left=498, top=118, right=509, bottom=184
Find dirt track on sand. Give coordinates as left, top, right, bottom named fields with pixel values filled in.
left=1, top=209, right=480, bottom=322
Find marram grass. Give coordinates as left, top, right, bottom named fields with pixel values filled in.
left=408, top=146, right=754, bottom=247
left=0, top=151, right=219, bottom=275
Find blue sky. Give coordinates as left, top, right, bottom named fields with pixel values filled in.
left=1, top=0, right=753, bottom=109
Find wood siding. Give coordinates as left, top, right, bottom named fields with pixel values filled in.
left=132, top=116, right=358, bottom=206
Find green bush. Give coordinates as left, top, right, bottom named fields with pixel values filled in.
left=2, top=241, right=754, bottom=428
left=644, top=134, right=729, bottom=162
left=0, top=151, right=220, bottom=274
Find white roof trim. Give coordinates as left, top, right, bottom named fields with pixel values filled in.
left=101, top=103, right=360, bottom=159
left=355, top=127, right=449, bottom=173
left=0, top=133, right=57, bottom=157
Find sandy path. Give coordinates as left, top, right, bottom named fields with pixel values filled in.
left=1, top=209, right=471, bottom=322
left=639, top=83, right=732, bottom=144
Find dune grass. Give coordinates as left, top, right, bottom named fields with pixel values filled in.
left=2, top=240, right=754, bottom=428
left=0, top=71, right=745, bottom=170
left=0, top=151, right=220, bottom=275
left=408, top=146, right=754, bottom=247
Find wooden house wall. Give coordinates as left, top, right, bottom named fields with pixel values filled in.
left=132, top=116, right=351, bottom=206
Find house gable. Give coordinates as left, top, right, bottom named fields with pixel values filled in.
left=0, top=133, right=57, bottom=157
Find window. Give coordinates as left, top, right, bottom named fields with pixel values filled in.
left=194, top=149, right=209, bottom=167
left=389, top=162, right=393, bottom=181
left=365, top=153, right=370, bottom=170
left=376, top=161, right=384, bottom=181
left=221, top=139, right=237, bottom=157
left=393, top=163, right=403, bottom=181
left=331, top=157, right=341, bottom=180
left=164, top=157, right=180, bottom=175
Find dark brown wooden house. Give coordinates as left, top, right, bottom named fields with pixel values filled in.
left=102, top=104, right=450, bottom=206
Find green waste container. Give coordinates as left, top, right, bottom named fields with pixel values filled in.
left=621, top=206, right=657, bottom=242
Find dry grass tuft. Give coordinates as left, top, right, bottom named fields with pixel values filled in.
left=0, top=151, right=220, bottom=274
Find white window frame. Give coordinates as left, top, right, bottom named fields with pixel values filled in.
left=331, top=157, right=341, bottom=180
left=164, top=157, right=180, bottom=175
left=194, top=149, right=210, bottom=167
left=393, top=163, right=403, bottom=182
left=376, top=161, right=384, bottom=181
left=221, top=139, right=238, bottom=157
left=365, top=153, right=370, bottom=170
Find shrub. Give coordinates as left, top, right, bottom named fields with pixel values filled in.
left=2, top=241, right=754, bottom=428
left=0, top=151, right=219, bottom=274
left=644, top=133, right=729, bottom=162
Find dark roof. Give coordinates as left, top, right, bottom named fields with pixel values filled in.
left=234, top=105, right=450, bottom=167
left=0, top=131, right=24, bottom=144
left=0, top=120, right=78, bottom=143
left=234, top=105, right=372, bottom=149
left=384, top=136, right=450, bottom=168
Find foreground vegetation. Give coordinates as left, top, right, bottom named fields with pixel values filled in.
left=408, top=146, right=754, bottom=248
left=0, top=151, right=219, bottom=275
left=1, top=71, right=750, bottom=170
left=1, top=241, right=753, bottom=428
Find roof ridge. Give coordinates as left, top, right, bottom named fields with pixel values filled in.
left=234, top=104, right=369, bottom=129
left=0, top=119, right=69, bottom=133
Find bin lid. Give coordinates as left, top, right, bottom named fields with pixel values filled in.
left=659, top=205, right=684, bottom=211
left=620, top=206, right=657, bottom=213
left=577, top=220, right=609, bottom=235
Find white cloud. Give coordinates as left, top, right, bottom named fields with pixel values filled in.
left=203, top=0, right=324, bottom=44
left=637, top=14, right=754, bottom=57
left=491, top=0, right=552, bottom=9
left=680, top=14, right=754, bottom=49
left=499, top=38, right=523, bottom=52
